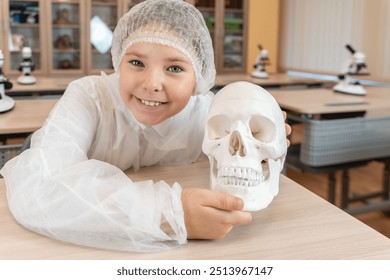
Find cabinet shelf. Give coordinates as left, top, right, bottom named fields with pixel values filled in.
left=53, top=48, right=80, bottom=53
left=10, top=23, right=39, bottom=28
left=10, top=48, right=40, bottom=53
left=92, top=1, right=117, bottom=6
left=52, top=24, right=80, bottom=29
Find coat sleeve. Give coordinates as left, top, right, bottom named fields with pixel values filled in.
left=0, top=80, right=187, bottom=252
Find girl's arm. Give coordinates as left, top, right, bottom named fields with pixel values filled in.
left=1, top=81, right=186, bottom=252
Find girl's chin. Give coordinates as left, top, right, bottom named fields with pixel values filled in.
left=133, top=113, right=166, bottom=126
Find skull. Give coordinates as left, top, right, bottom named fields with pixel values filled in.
left=202, top=81, right=287, bottom=211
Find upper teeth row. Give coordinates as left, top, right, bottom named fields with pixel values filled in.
left=218, top=166, right=264, bottom=181
left=217, top=167, right=266, bottom=188
left=141, top=99, right=161, bottom=106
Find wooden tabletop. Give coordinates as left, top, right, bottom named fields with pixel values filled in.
left=1, top=157, right=390, bottom=260
left=269, top=86, right=390, bottom=116
left=214, top=73, right=325, bottom=89
left=0, top=98, right=58, bottom=135
left=6, top=77, right=75, bottom=95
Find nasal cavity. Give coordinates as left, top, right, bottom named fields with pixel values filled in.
left=229, top=131, right=246, bottom=156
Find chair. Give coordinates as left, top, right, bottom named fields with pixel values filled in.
left=0, top=134, right=32, bottom=177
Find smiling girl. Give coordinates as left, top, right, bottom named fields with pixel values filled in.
left=1, top=0, right=288, bottom=252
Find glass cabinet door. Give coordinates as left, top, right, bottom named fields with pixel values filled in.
left=194, top=0, right=216, bottom=55
left=48, top=0, right=84, bottom=74
left=221, top=0, right=246, bottom=71
left=6, top=0, right=45, bottom=75
left=87, top=0, right=120, bottom=74
left=194, top=0, right=246, bottom=73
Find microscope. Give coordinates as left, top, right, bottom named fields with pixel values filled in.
left=17, top=46, right=37, bottom=85
left=0, top=50, right=15, bottom=113
left=251, top=44, right=270, bottom=79
left=333, top=44, right=368, bottom=95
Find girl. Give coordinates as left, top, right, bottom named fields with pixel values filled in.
left=1, top=0, right=289, bottom=252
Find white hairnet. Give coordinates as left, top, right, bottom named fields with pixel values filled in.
left=111, top=0, right=216, bottom=94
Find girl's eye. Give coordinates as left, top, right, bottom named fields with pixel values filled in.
left=168, top=66, right=183, bottom=73
left=130, top=60, right=144, bottom=67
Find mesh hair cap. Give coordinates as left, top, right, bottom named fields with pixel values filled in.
left=111, top=0, right=216, bottom=94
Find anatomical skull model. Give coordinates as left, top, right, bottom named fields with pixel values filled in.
left=202, top=81, right=287, bottom=211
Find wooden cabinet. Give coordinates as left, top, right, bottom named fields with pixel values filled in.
left=194, top=0, right=247, bottom=73
left=0, top=0, right=125, bottom=77
left=0, top=0, right=247, bottom=78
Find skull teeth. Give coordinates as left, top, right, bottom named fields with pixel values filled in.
left=217, top=167, right=266, bottom=187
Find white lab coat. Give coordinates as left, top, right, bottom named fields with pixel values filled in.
left=0, top=72, right=213, bottom=252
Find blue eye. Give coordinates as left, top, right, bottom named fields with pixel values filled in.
left=168, top=66, right=183, bottom=73
left=130, top=60, right=144, bottom=67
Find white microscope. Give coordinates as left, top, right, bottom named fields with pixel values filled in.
left=251, top=44, right=270, bottom=79
left=333, top=44, right=368, bottom=95
left=17, top=46, right=37, bottom=85
left=0, top=50, right=16, bottom=113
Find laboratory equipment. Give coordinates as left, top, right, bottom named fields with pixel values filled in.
left=17, top=46, right=37, bottom=85
left=251, top=44, right=270, bottom=79
left=333, top=44, right=368, bottom=95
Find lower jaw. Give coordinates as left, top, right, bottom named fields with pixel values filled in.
left=212, top=182, right=275, bottom=212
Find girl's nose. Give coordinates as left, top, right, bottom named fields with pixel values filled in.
left=143, top=68, right=163, bottom=92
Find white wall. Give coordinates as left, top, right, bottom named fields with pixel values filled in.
left=279, top=0, right=390, bottom=81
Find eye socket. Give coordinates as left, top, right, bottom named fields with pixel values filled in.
left=249, top=116, right=275, bottom=142
left=207, top=115, right=232, bottom=140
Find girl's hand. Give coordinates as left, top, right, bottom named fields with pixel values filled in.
left=283, top=111, right=292, bottom=147
left=181, top=188, right=252, bottom=240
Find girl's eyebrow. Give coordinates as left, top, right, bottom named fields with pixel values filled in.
left=123, top=51, right=190, bottom=64
left=124, top=51, right=144, bottom=57
left=166, top=56, right=192, bottom=64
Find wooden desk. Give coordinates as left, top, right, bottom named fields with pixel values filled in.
left=0, top=99, right=58, bottom=136
left=269, top=86, right=390, bottom=117
left=214, top=73, right=325, bottom=89
left=1, top=158, right=389, bottom=259
left=270, top=86, right=390, bottom=214
left=6, top=77, right=75, bottom=95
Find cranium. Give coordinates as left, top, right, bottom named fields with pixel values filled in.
left=202, top=81, right=287, bottom=211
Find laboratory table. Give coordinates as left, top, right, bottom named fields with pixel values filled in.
left=269, top=86, right=390, bottom=214
left=269, top=86, right=390, bottom=117
left=0, top=98, right=58, bottom=139
left=5, top=77, right=75, bottom=96
left=1, top=157, right=390, bottom=260
left=214, top=73, right=325, bottom=90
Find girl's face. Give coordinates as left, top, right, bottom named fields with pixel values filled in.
left=119, top=42, right=196, bottom=125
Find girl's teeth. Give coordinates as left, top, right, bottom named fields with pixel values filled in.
left=141, top=99, right=161, bottom=106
